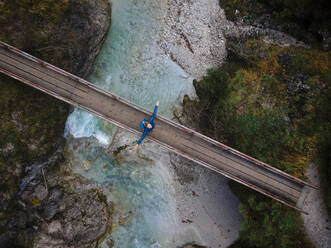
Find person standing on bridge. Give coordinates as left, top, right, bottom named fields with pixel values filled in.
left=135, top=100, right=159, bottom=148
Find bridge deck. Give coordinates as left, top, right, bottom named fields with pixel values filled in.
left=0, top=41, right=317, bottom=212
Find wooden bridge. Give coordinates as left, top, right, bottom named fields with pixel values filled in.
left=0, top=41, right=317, bottom=213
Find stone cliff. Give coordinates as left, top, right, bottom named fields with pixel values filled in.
left=0, top=0, right=112, bottom=247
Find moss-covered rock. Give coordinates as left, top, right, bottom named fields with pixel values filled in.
left=0, top=0, right=111, bottom=77
left=0, top=75, right=69, bottom=212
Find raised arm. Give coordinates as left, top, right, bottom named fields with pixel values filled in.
left=150, top=100, right=159, bottom=122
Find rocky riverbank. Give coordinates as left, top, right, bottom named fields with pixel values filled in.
left=0, top=0, right=111, bottom=247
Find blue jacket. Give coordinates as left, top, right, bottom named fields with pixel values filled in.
left=137, top=105, right=158, bottom=144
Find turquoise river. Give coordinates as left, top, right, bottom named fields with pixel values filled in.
left=64, top=0, right=240, bottom=247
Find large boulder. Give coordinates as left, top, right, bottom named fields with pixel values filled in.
left=32, top=178, right=111, bottom=248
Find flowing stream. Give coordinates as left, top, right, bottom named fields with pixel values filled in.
left=64, top=0, right=198, bottom=247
